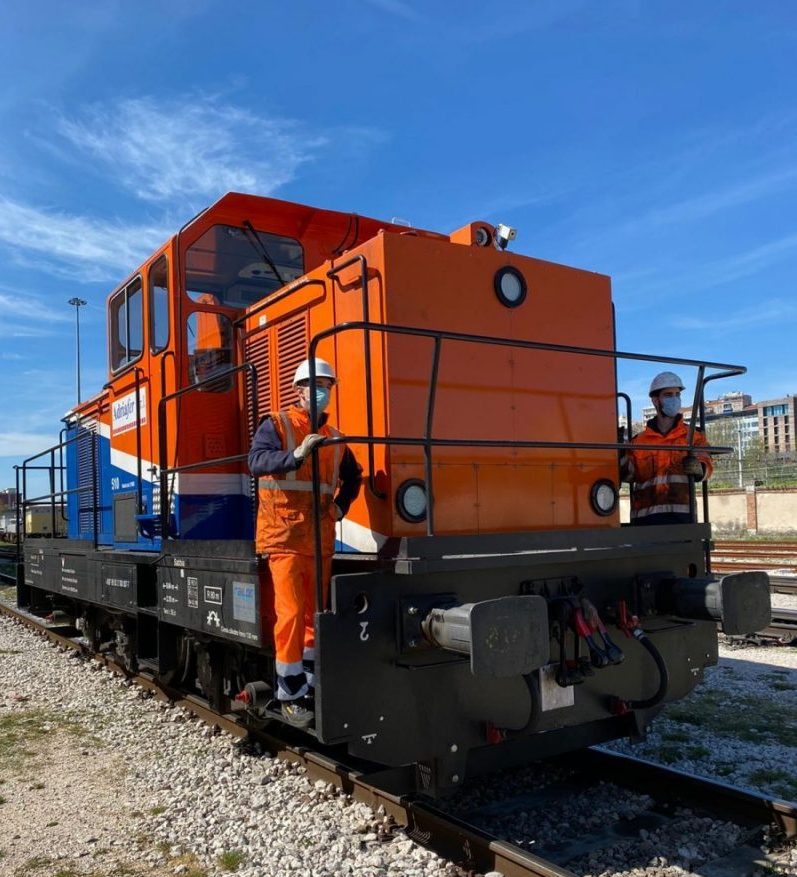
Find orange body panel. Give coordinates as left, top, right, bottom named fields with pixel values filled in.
left=244, top=227, right=619, bottom=546
left=78, top=191, right=621, bottom=548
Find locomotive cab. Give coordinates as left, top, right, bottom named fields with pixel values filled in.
left=17, top=192, right=771, bottom=796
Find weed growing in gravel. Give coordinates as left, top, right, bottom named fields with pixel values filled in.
left=0, top=710, right=86, bottom=777
left=217, top=850, right=246, bottom=871
left=746, top=768, right=797, bottom=800
left=654, top=745, right=681, bottom=764
left=0, top=795, right=6, bottom=805
left=0, top=648, right=21, bottom=655
left=666, top=689, right=797, bottom=747
left=0, top=586, right=17, bottom=602
left=149, top=804, right=166, bottom=815
left=169, top=852, right=208, bottom=877
left=17, top=855, right=54, bottom=873
left=661, top=729, right=691, bottom=743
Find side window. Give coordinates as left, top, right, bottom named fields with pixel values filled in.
left=149, top=256, right=170, bottom=353
left=187, top=311, right=233, bottom=392
left=109, top=277, right=143, bottom=372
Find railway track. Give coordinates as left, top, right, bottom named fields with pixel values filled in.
left=712, top=539, right=797, bottom=576
left=0, top=596, right=794, bottom=877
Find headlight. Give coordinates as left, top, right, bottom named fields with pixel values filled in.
left=396, top=479, right=428, bottom=523
left=474, top=225, right=492, bottom=247
left=590, top=479, right=618, bottom=516
left=493, top=266, right=527, bottom=308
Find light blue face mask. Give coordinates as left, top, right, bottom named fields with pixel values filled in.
left=660, top=395, right=681, bottom=417
left=314, top=387, right=331, bottom=412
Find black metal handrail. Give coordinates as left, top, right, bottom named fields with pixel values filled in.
left=15, top=422, right=102, bottom=561
left=157, top=362, right=258, bottom=538
left=326, top=256, right=384, bottom=497
left=305, top=319, right=744, bottom=609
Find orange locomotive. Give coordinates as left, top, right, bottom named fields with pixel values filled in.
left=18, top=193, right=769, bottom=795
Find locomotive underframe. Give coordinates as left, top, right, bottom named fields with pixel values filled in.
left=20, top=523, right=717, bottom=794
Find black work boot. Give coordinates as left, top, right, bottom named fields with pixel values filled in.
left=280, top=697, right=314, bottom=729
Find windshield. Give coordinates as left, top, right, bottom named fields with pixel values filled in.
left=185, top=224, right=304, bottom=309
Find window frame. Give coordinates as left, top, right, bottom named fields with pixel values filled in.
left=108, top=275, right=144, bottom=376
left=186, top=308, right=235, bottom=393
left=148, top=254, right=171, bottom=355
left=182, top=223, right=305, bottom=310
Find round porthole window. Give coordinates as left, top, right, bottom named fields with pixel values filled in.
left=494, top=266, right=527, bottom=308
left=396, top=479, right=428, bottom=523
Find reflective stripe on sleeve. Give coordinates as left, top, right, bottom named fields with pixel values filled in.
left=635, top=474, right=690, bottom=491
left=275, top=659, right=304, bottom=677
left=632, top=503, right=691, bottom=518
left=259, top=479, right=334, bottom=494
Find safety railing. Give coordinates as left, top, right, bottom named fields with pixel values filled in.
left=304, top=319, right=744, bottom=607
left=157, top=362, right=259, bottom=538
left=14, top=426, right=100, bottom=566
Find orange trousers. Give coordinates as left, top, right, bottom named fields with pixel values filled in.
left=268, top=552, right=331, bottom=688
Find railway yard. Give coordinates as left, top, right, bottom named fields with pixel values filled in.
left=0, top=543, right=796, bottom=877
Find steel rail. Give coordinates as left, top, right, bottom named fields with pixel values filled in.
left=1, top=597, right=795, bottom=875
left=0, top=597, right=575, bottom=876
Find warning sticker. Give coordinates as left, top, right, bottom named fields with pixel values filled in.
left=187, top=576, right=199, bottom=609
left=538, top=664, right=575, bottom=711
left=233, top=582, right=256, bottom=624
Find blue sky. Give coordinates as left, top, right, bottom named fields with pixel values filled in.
left=2, top=1, right=796, bottom=489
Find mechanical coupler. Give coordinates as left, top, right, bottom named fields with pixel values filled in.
left=669, top=571, right=771, bottom=635
left=420, top=595, right=550, bottom=677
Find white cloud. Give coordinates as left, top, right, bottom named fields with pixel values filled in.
left=628, top=167, right=797, bottom=232
left=0, top=197, right=168, bottom=282
left=361, top=0, right=422, bottom=21
left=672, top=297, right=797, bottom=332
left=0, top=290, right=71, bottom=323
left=0, top=431, right=57, bottom=458
left=56, top=97, right=328, bottom=203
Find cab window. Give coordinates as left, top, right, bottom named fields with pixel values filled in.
left=109, top=278, right=143, bottom=372
left=185, top=224, right=304, bottom=308
left=149, top=256, right=169, bottom=354
left=187, top=311, right=233, bottom=392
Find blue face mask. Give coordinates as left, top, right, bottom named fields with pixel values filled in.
left=314, top=387, right=331, bottom=412
left=660, top=395, right=681, bottom=418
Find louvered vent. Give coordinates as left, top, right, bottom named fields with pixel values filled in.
left=245, top=329, right=273, bottom=427
left=277, top=316, right=308, bottom=409
left=76, top=425, right=99, bottom=536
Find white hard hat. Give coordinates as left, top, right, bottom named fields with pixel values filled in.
left=649, top=371, right=685, bottom=395
left=293, top=358, right=336, bottom=386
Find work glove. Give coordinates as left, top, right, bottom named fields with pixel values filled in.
left=293, top=433, right=324, bottom=462
left=682, top=454, right=704, bottom=479
left=332, top=503, right=344, bottom=521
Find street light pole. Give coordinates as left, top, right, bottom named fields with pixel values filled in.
left=67, top=297, right=87, bottom=404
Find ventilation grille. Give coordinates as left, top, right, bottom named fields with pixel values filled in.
left=245, top=330, right=272, bottom=430
left=76, top=426, right=99, bottom=536
left=277, top=316, right=308, bottom=409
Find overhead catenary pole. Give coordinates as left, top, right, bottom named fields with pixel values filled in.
left=67, top=297, right=87, bottom=404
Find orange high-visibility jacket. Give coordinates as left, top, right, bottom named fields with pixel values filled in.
left=626, top=417, right=713, bottom=522
left=255, top=406, right=343, bottom=556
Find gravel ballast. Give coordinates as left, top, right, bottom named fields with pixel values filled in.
left=0, top=608, right=795, bottom=877
left=0, top=613, right=455, bottom=877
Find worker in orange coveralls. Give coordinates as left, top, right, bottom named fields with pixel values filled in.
left=248, top=358, right=361, bottom=728
left=621, top=371, right=713, bottom=526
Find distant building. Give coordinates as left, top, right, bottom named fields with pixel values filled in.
left=757, top=395, right=797, bottom=454
left=632, top=389, right=797, bottom=454
left=704, top=391, right=751, bottom=416
left=704, top=407, right=759, bottom=454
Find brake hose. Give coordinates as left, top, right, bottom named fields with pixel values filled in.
left=625, top=627, right=669, bottom=710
